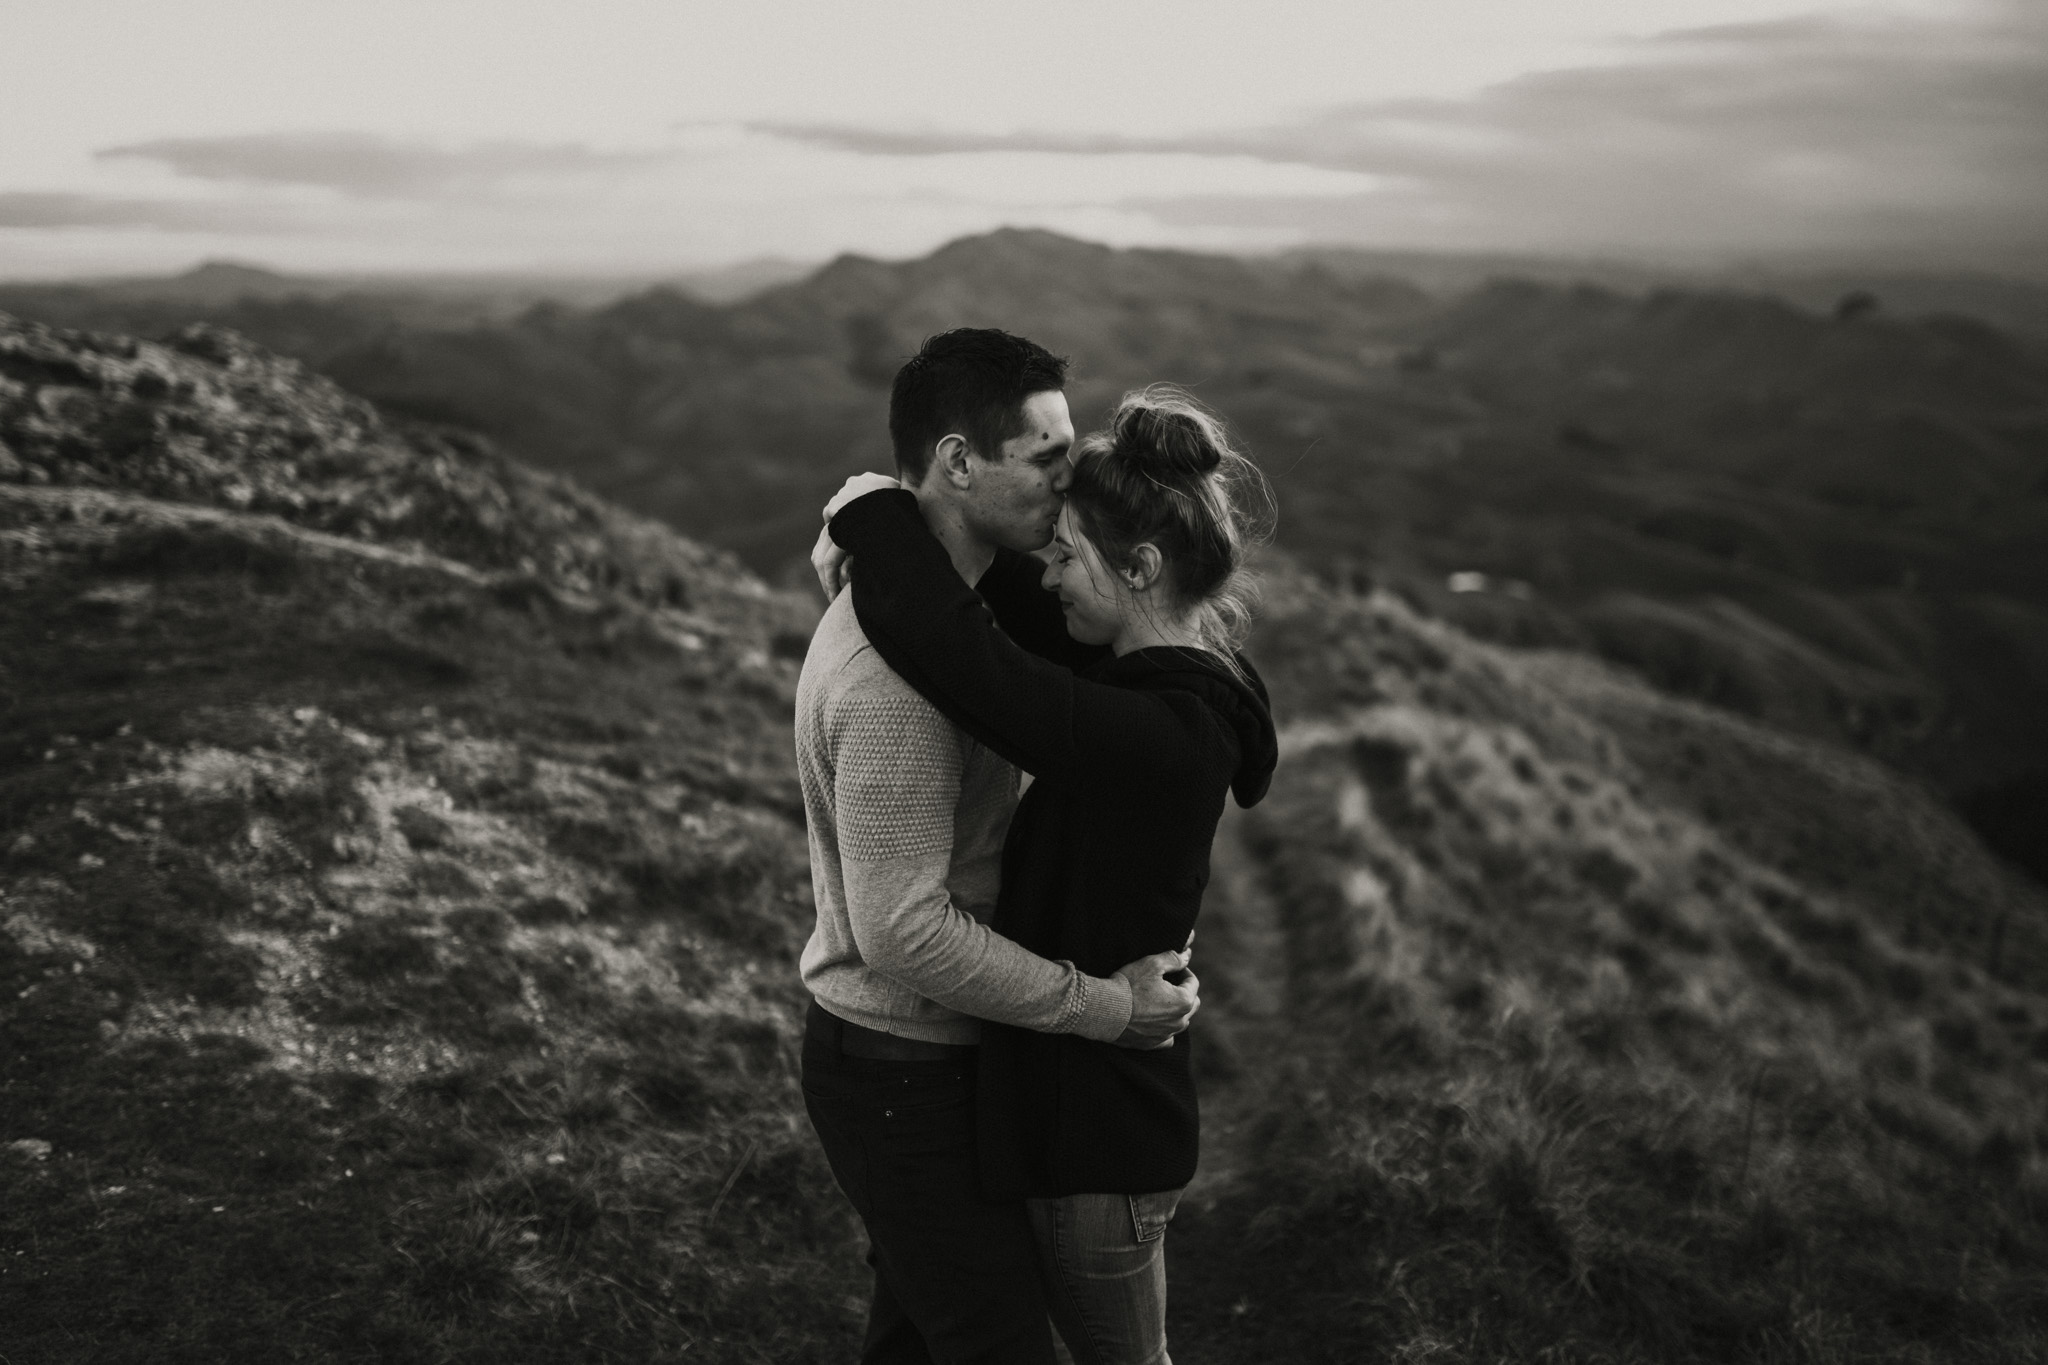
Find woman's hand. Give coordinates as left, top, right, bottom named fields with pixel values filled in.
left=813, top=472, right=898, bottom=600
left=811, top=523, right=852, bottom=601
left=823, top=471, right=901, bottom=521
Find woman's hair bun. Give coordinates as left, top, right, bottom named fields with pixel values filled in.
left=1114, top=399, right=1222, bottom=476
left=1066, top=384, right=1274, bottom=673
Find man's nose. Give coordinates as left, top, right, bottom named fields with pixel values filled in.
left=1050, top=458, right=1073, bottom=494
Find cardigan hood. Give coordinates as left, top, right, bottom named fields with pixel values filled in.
left=1097, top=646, right=1278, bottom=810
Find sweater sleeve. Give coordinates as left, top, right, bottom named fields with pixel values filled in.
left=827, top=682, right=1134, bottom=1042
left=974, top=547, right=1114, bottom=672
left=831, top=489, right=1198, bottom=785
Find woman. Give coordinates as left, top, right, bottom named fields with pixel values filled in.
left=821, top=386, right=1278, bottom=1365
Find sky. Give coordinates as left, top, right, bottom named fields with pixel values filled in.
left=1, top=0, right=2042, bottom=279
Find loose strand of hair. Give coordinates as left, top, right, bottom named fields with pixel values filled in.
left=1069, top=385, right=1276, bottom=687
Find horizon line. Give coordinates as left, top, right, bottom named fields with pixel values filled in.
left=8, top=225, right=2048, bottom=292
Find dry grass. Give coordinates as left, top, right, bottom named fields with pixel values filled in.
left=1168, top=575, right=2048, bottom=1364
left=1, top=311, right=860, bottom=1361
left=6, top=311, right=2044, bottom=1362
left=0, top=530, right=861, bottom=1362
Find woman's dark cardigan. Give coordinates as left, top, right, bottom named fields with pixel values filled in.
left=830, top=489, right=1278, bottom=1197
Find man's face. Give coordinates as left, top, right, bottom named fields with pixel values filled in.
left=961, top=390, right=1074, bottom=553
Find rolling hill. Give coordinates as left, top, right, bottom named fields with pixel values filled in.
left=6, top=229, right=2041, bottom=881
left=3, top=312, right=2045, bottom=1362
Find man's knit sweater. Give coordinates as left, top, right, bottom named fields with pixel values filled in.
left=796, top=589, right=1134, bottom=1045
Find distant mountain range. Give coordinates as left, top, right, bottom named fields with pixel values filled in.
left=1285, top=246, right=2048, bottom=341
left=0, top=255, right=811, bottom=326
left=2, top=229, right=2044, bottom=879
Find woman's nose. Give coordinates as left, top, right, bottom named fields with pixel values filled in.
left=1041, top=560, right=1061, bottom=591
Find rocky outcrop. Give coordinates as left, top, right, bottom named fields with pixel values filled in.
left=0, top=316, right=769, bottom=612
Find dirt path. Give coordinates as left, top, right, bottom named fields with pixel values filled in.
left=1168, top=802, right=1306, bottom=1363
left=1183, top=803, right=1291, bottom=1211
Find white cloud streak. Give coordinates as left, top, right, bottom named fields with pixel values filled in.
left=0, top=192, right=302, bottom=233
left=95, top=133, right=668, bottom=199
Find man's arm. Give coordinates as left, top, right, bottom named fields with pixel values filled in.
left=831, top=685, right=1192, bottom=1045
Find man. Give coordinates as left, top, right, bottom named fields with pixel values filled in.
left=795, top=328, right=1198, bottom=1365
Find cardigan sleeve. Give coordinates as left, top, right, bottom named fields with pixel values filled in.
left=974, top=546, right=1114, bottom=672
left=831, top=489, right=1195, bottom=785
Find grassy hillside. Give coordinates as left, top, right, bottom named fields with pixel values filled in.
left=6, top=311, right=2045, bottom=1362
left=0, top=314, right=856, bottom=1361
left=1169, top=572, right=2048, bottom=1363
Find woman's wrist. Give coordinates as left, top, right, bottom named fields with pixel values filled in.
left=822, top=471, right=902, bottom=523
left=827, top=485, right=918, bottom=551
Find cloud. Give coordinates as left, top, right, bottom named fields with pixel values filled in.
left=746, top=124, right=1195, bottom=159
left=0, top=192, right=299, bottom=233
left=757, top=5, right=2048, bottom=269
left=96, top=132, right=666, bottom=199
left=18, top=6, right=2041, bottom=277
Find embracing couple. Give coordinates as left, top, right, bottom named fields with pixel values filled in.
left=795, top=327, right=1277, bottom=1365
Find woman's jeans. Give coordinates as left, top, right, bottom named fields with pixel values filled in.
left=1025, top=1188, right=1185, bottom=1365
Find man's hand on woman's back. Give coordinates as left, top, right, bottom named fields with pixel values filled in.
left=1111, top=950, right=1199, bottom=1050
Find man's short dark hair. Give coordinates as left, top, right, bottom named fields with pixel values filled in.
left=889, top=329, right=1068, bottom=483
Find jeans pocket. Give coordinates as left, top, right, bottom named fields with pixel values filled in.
left=1126, top=1187, right=1184, bottom=1244
left=879, top=1069, right=972, bottom=1116
left=872, top=1079, right=973, bottom=1165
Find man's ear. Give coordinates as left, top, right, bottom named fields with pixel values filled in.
left=933, top=434, right=974, bottom=490
left=1125, top=543, right=1164, bottom=592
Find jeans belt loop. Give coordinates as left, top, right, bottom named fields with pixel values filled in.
left=806, top=1001, right=975, bottom=1061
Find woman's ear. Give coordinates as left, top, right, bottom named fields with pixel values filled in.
left=1125, top=543, right=1164, bottom=592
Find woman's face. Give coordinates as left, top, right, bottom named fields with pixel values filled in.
left=1041, top=506, right=1130, bottom=646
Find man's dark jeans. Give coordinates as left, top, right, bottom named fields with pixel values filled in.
left=802, top=1008, right=1057, bottom=1365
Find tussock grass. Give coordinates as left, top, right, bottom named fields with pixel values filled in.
left=10, top=310, right=2045, bottom=1362
left=1171, top=577, right=2048, bottom=1363
left=2, top=312, right=859, bottom=1361
left=1, top=534, right=859, bottom=1361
